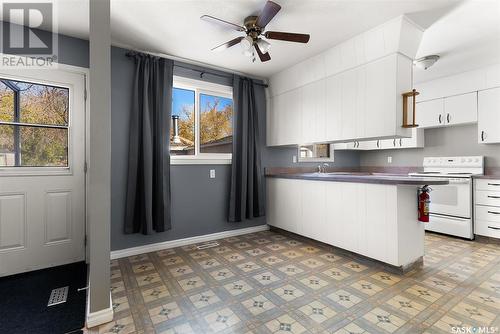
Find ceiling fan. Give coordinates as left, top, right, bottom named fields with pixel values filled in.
left=200, top=0, right=310, bottom=63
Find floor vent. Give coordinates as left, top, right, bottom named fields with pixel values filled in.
left=47, top=286, right=69, bottom=306
left=197, top=241, right=220, bottom=250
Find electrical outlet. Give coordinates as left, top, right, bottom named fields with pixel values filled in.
left=387, top=156, right=393, bottom=164
left=209, top=169, right=216, bottom=179
left=292, top=155, right=297, bottom=163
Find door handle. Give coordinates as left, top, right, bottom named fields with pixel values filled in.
left=488, top=211, right=500, bottom=215
left=488, top=226, right=500, bottom=230
left=481, top=131, right=485, bottom=141
left=487, top=195, right=500, bottom=199
left=439, top=114, right=442, bottom=123
left=446, top=113, right=450, bottom=123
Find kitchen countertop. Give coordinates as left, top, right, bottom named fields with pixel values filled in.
left=266, top=172, right=449, bottom=185
left=472, top=175, right=500, bottom=179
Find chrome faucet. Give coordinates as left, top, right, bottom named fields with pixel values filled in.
left=318, top=163, right=330, bottom=173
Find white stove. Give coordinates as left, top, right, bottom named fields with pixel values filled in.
left=409, top=156, right=484, bottom=239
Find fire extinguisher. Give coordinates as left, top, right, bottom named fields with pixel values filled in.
left=418, top=186, right=431, bottom=222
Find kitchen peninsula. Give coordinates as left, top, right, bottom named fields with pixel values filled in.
left=266, top=172, right=448, bottom=271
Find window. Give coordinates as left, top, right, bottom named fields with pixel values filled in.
left=298, top=143, right=334, bottom=162
left=0, top=78, right=69, bottom=167
left=170, top=77, right=233, bottom=164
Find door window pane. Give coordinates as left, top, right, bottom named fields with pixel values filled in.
left=0, top=125, right=68, bottom=167
left=199, top=93, right=233, bottom=154
left=16, top=81, right=69, bottom=126
left=170, top=87, right=195, bottom=155
left=0, top=81, right=15, bottom=122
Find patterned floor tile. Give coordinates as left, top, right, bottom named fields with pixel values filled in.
left=298, top=300, right=337, bottom=323
left=204, top=307, right=240, bottom=332
left=299, top=275, right=329, bottom=290
left=98, top=316, right=135, bottom=334
left=333, top=322, right=369, bottom=334
left=189, top=289, right=221, bottom=309
left=253, top=271, right=281, bottom=286
left=278, top=264, right=304, bottom=276
left=385, top=294, right=425, bottom=316
left=350, top=280, right=383, bottom=296
left=141, top=284, right=170, bottom=303
left=265, top=314, right=307, bottom=334
left=327, top=289, right=362, bottom=309
left=177, top=276, right=205, bottom=292
left=157, top=323, right=195, bottom=334
left=405, top=284, right=443, bottom=303
left=169, top=265, right=194, bottom=277
left=273, top=284, right=305, bottom=302
left=223, top=279, right=253, bottom=296
left=241, top=294, right=276, bottom=315
left=149, top=301, right=183, bottom=325
left=363, top=307, right=406, bottom=333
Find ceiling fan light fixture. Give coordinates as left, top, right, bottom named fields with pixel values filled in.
left=240, top=36, right=254, bottom=51
left=256, top=38, right=271, bottom=53
left=242, top=48, right=254, bottom=57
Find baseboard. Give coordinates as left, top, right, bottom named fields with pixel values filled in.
left=110, top=224, right=269, bottom=260
left=86, top=293, right=114, bottom=328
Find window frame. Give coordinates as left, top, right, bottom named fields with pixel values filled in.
left=297, top=143, right=335, bottom=163
left=0, top=74, right=73, bottom=174
left=171, top=76, right=233, bottom=165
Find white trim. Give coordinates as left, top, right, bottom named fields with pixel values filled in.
left=110, top=225, right=269, bottom=260
left=171, top=158, right=231, bottom=165
left=86, top=292, right=114, bottom=328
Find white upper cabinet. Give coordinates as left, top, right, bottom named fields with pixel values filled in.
left=267, top=16, right=423, bottom=146
left=416, top=99, right=444, bottom=128
left=443, top=92, right=477, bottom=126
left=478, top=87, right=500, bottom=144
left=416, top=92, right=477, bottom=129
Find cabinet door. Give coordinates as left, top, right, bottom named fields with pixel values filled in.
left=313, top=79, right=327, bottom=143
left=444, top=92, right=477, bottom=125
left=280, top=89, right=302, bottom=145
left=478, top=87, right=500, bottom=144
left=267, top=95, right=282, bottom=146
left=266, top=179, right=301, bottom=233
left=355, top=67, right=367, bottom=138
left=325, top=75, right=342, bottom=141
left=300, top=181, right=326, bottom=242
left=301, top=82, right=316, bottom=143
left=341, top=70, right=357, bottom=139
left=416, top=99, right=444, bottom=128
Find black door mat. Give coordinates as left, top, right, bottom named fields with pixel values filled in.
left=0, top=262, right=87, bottom=334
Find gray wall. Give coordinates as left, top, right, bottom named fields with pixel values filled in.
left=360, top=124, right=500, bottom=168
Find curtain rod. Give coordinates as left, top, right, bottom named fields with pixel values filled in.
left=124, top=49, right=268, bottom=88
left=173, top=63, right=269, bottom=88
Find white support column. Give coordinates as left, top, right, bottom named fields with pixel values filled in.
left=87, top=0, right=112, bottom=327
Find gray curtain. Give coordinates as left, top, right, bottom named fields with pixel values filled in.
left=125, top=52, right=173, bottom=234
left=229, top=75, right=265, bottom=222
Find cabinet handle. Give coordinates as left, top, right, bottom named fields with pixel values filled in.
left=446, top=113, right=450, bottom=123
left=487, top=195, right=500, bottom=199
left=393, top=139, right=396, bottom=147
left=488, top=211, right=500, bottom=215
left=439, top=114, right=442, bottom=123
left=488, top=183, right=500, bottom=186
left=399, top=138, right=402, bottom=146
left=376, top=140, right=379, bottom=148
left=488, top=226, right=500, bottom=230
left=481, top=131, right=485, bottom=141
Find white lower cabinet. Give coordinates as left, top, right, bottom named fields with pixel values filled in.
left=475, top=178, right=500, bottom=239
left=267, top=178, right=424, bottom=267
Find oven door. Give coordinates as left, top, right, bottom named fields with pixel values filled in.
left=429, top=178, right=471, bottom=218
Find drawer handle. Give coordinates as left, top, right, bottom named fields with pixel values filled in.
left=488, top=226, right=500, bottom=230
left=487, top=196, right=500, bottom=199
left=488, top=211, right=500, bottom=215
left=488, top=183, right=500, bottom=186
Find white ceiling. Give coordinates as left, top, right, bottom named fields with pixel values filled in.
left=5, top=0, right=500, bottom=81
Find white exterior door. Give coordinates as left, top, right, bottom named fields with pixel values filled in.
left=0, top=68, right=86, bottom=277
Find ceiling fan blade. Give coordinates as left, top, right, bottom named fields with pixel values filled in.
left=211, top=37, right=244, bottom=51
left=256, top=1, right=281, bottom=28
left=264, top=31, right=310, bottom=43
left=201, top=15, right=246, bottom=32
left=255, top=44, right=271, bottom=62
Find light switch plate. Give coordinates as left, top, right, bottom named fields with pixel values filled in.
left=209, top=169, right=216, bottom=178
left=387, top=156, right=393, bottom=164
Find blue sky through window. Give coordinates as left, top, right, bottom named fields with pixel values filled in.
left=172, top=88, right=194, bottom=119
left=200, top=94, right=232, bottom=113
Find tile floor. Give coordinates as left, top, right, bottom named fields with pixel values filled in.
left=89, top=230, right=500, bottom=334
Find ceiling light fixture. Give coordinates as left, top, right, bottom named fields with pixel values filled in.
left=414, top=55, right=440, bottom=70
left=256, top=38, right=271, bottom=53
left=240, top=36, right=253, bottom=51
